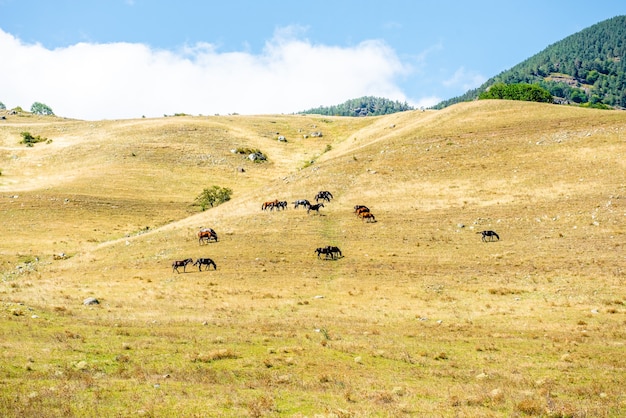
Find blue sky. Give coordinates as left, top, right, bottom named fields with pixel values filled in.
left=0, top=0, right=624, bottom=120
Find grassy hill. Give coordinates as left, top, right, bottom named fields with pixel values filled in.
left=1, top=102, right=625, bottom=416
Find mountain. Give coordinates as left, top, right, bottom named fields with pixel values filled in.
left=434, top=15, right=626, bottom=109
left=298, top=95, right=414, bottom=116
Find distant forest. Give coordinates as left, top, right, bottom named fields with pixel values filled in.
left=299, top=96, right=414, bottom=117
left=435, top=15, right=626, bottom=109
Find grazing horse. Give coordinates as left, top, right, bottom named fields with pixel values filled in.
left=326, top=246, right=342, bottom=259
left=315, top=247, right=333, bottom=259
left=262, top=199, right=279, bottom=210
left=307, top=203, right=324, bottom=214
left=354, top=205, right=369, bottom=214
left=293, top=199, right=311, bottom=209
left=360, top=212, right=376, bottom=222
left=172, top=258, right=193, bottom=273
left=273, top=200, right=288, bottom=211
left=198, top=229, right=218, bottom=244
left=355, top=206, right=370, bottom=217
left=478, top=230, right=500, bottom=242
left=315, top=246, right=342, bottom=259
left=315, top=190, right=333, bottom=202
left=193, top=258, right=217, bottom=271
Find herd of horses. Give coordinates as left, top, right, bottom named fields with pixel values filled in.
left=353, top=205, right=376, bottom=222
left=315, top=245, right=342, bottom=260
left=172, top=190, right=500, bottom=272
left=172, top=257, right=217, bottom=273
left=261, top=200, right=288, bottom=211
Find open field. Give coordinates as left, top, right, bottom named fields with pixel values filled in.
left=1, top=101, right=625, bottom=417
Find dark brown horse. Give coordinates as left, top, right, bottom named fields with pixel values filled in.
left=308, top=203, right=324, bottom=214
left=360, top=212, right=376, bottom=222
left=262, top=199, right=279, bottom=210
left=172, top=258, right=193, bottom=273
left=355, top=206, right=370, bottom=217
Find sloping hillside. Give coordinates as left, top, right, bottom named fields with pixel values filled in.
left=1, top=102, right=625, bottom=416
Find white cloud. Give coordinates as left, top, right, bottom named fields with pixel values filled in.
left=411, top=96, right=441, bottom=109
left=0, top=27, right=412, bottom=120
left=442, top=66, right=486, bottom=91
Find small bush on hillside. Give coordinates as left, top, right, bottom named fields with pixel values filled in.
left=194, top=185, right=233, bottom=211
left=234, top=147, right=261, bottom=155
left=20, top=131, right=50, bottom=147
left=0, top=101, right=6, bottom=110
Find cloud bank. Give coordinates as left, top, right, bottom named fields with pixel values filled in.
left=0, top=28, right=413, bottom=120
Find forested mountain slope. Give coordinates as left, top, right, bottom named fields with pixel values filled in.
left=435, top=15, right=626, bottom=109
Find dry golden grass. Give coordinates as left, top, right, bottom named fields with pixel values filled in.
left=1, top=101, right=625, bottom=417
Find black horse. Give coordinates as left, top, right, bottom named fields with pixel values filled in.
left=315, top=246, right=342, bottom=259
left=273, top=200, right=288, bottom=211
left=478, top=230, right=500, bottom=242
left=308, top=203, right=324, bottom=214
left=326, top=246, right=342, bottom=259
left=194, top=258, right=217, bottom=271
left=315, top=247, right=333, bottom=259
left=315, top=191, right=333, bottom=202
left=172, top=258, right=193, bottom=273
left=293, top=199, right=311, bottom=209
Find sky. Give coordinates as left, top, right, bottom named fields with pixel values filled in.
left=0, top=1, right=624, bottom=120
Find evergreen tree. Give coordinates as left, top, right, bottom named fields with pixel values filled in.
left=30, top=102, right=55, bottom=115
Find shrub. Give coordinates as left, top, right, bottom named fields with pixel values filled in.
left=20, top=131, right=49, bottom=147
left=194, top=185, right=233, bottom=211
left=234, top=147, right=261, bottom=155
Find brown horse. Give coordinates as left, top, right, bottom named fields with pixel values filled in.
left=172, top=258, right=193, bottom=273
left=262, top=199, right=279, bottom=210
left=360, top=212, right=376, bottom=222
left=355, top=206, right=370, bottom=217
left=198, top=229, right=218, bottom=244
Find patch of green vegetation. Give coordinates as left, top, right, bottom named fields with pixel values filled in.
left=20, top=131, right=51, bottom=147
left=194, top=185, right=233, bottom=211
